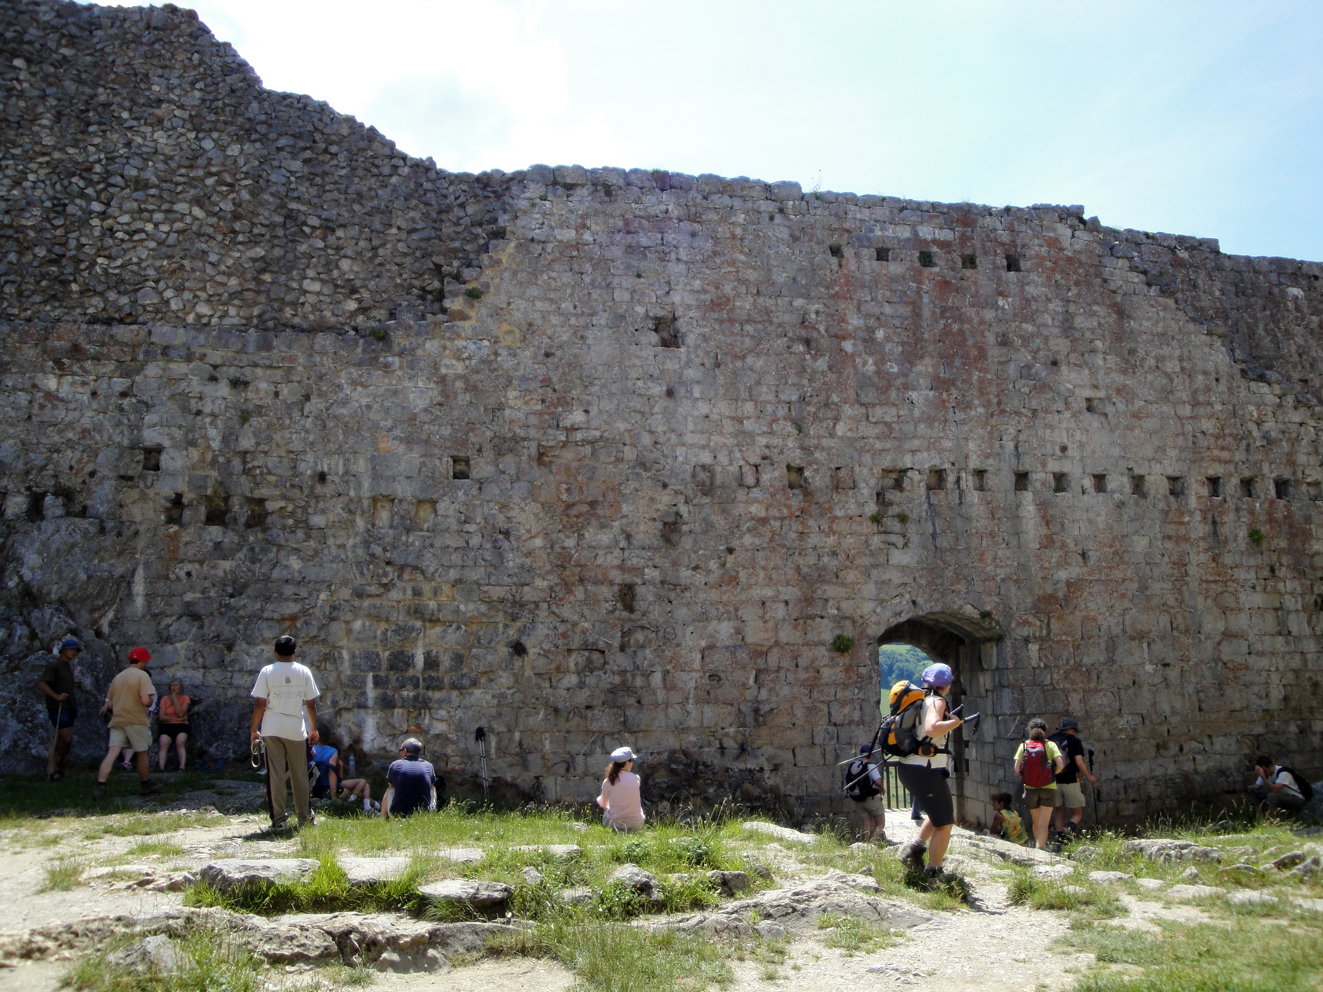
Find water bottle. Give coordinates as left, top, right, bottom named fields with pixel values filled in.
left=348, top=753, right=356, bottom=777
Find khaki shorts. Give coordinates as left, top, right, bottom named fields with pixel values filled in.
left=1023, top=786, right=1062, bottom=809
left=1058, top=781, right=1086, bottom=809
left=109, top=724, right=152, bottom=752
left=851, top=794, right=887, bottom=816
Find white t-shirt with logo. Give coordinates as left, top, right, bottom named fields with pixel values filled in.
left=250, top=661, right=320, bottom=740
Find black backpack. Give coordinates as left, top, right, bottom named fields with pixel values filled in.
left=1278, top=767, right=1315, bottom=802
left=843, top=758, right=879, bottom=800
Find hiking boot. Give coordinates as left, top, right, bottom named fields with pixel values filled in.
left=93, top=782, right=108, bottom=801
left=139, top=780, right=161, bottom=796
left=900, top=841, right=927, bottom=872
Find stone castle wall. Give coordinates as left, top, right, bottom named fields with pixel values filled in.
left=2, top=0, right=1321, bottom=822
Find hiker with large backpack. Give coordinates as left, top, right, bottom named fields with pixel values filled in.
left=893, top=663, right=967, bottom=876
left=1250, top=755, right=1312, bottom=815
left=843, top=744, right=887, bottom=842
left=1015, top=718, right=1066, bottom=849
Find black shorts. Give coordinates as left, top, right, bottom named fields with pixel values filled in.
left=897, top=764, right=955, bottom=829
left=160, top=723, right=190, bottom=738
left=47, top=705, right=76, bottom=729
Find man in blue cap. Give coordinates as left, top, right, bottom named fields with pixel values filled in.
left=37, top=638, right=82, bottom=781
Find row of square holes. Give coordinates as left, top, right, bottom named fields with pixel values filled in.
left=785, top=464, right=1297, bottom=499
left=143, top=449, right=474, bottom=481
left=885, top=468, right=1293, bottom=499
left=829, top=245, right=1022, bottom=271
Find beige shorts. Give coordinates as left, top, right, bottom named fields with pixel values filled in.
left=109, top=724, right=152, bottom=752
left=851, top=794, right=887, bottom=816
left=1023, top=786, right=1062, bottom=809
left=1058, top=781, right=1086, bottom=809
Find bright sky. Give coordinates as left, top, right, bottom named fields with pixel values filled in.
left=104, top=1, right=1323, bottom=261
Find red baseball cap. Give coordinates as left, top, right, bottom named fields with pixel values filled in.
left=128, top=647, right=151, bottom=662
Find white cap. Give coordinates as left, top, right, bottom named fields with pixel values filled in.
left=610, top=746, right=635, bottom=763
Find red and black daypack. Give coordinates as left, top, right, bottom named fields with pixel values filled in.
left=1019, top=738, right=1055, bottom=788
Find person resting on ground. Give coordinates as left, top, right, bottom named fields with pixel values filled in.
left=989, top=791, right=1029, bottom=846
left=381, top=738, right=437, bottom=818
left=1251, top=755, right=1308, bottom=813
left=597, top=746, right=646, bottom=832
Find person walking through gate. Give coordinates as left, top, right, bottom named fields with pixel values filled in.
left=896, top=664, right=966, bottom=876
left=250, top=636, right=320, bottom=831
left=94, top=648, right=161, bottom=799
left=1050, top=718, right=1096, bottom=839
left=1015, top=718, right=1066, bottom=849
left=38, top=638, right=82, bottom=781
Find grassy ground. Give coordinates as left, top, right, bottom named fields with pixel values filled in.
left=66, top=925, right=264, bottom=992
left=1058, top=916, right=1323, bottom=992
left=0, top=769, right=247, bottom=819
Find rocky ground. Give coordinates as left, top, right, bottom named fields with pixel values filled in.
left=0, top=788, right=1319, bottom=992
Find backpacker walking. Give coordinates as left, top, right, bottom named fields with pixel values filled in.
left=893, top=664, right=967, bottom=876
left=844, top=744, right=886, bottom=842
left=1014, top=718, right=1066, bottom=849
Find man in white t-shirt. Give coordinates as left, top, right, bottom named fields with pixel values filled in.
left=250, top=636, right=320, bottom=830
left=1251, top=755, right=1307, bottom=813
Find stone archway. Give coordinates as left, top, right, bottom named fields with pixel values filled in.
left=877, top=610, right=1002, bottom=826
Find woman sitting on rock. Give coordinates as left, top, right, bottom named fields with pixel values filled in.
left=597, top=746, right=646, bottom=832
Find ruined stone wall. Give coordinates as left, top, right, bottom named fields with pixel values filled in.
left=2, top=0, right=1321, bottom=823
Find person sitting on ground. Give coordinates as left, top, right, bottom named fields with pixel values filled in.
left=1251, top=756, right=1309, bottom=814
left=1049, top=718, right=1096, bottom=839
left=37, top=638, right=81, bottom=782
left=310, top=741, right=340, bottom=799
left=844, top=744, right=887, bottom=842
left=989, top=792, right=1029, bottom=846
left=157, top=679, right=191, bottom=771
left=597, top=746, right=646, bottom=832
left=333, top=752, right=376, bottom=811
left=381, top=738, right=437, bottom=818
left=895, top=663, right=966, bottom=877
left=1015, top=718, right=1067, bottom=849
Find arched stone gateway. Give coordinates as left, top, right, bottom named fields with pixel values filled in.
left=875, top=610, right=1004, bottom=826
left=0, top=0, right=1321, bottom=823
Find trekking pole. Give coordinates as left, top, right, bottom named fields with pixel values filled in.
left=475, top=726, right=489, bottom=800
left=1088, top=748, right=1099, bottom=826
left=46, top=700, right=64, bottom=780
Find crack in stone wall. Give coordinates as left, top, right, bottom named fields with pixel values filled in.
left=1, top=0, right=1322, bottom=824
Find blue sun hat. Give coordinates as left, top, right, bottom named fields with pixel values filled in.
left=921, top=663, right=954, bottom=688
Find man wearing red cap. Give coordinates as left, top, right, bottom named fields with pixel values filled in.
left=94, top=648, right=160, bottom=799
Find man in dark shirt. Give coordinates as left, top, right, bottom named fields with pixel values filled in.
left=382, top=738, right=437, bottom=818
left=1050, top=718, right=1097, bottom=838
left=37, top=638, right=81, bottom=781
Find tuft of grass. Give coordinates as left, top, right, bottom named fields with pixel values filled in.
left=66, top=926, right=262, bottom=992
left=816, top=911, right=902, bottom=954
left=370, top=326, right=388, bottom=341
left=487, top=914, right=732, bottom=992
left=99, top=813, right=225, bottom=837
left=1249, top=527, right=1266, bottom=546
left=127, top=840, right=186, bottom=858
left=831, top=634, right=856, bottom=653
left=1058, top=917, right=1323, bottom=992
left=464, top=286, right=484, bottom=299
left=186, top=854, right=429, bottom=916
left=1008, top=874, right=1124, bottom=918
left=39, top=859, right=84, bottom=892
